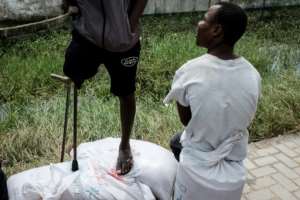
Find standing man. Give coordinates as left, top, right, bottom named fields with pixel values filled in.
left=63, top=0, right=148, bottom=175
left=164, top=2, right=261, bottom=199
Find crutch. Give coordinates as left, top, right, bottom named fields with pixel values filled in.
left=51, top=74, right=79, bottom=172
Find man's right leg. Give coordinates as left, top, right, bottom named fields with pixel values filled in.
left=104, top=42, right=141, bottom=175
left=170, top=132, right=183, bottom=161
left=117, top=93, right=136, bottom=174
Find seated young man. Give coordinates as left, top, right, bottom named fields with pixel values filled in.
left=164, top=2, right=261, bottom=200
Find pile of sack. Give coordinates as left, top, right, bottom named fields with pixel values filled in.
left=7, top=138, right=178, bottom=200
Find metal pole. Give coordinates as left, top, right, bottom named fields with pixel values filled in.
left=50, top=74, right=72, bottom=163
left=60, top=83, right=71, bottom=162
left=72, top=85, right=79, bottom=171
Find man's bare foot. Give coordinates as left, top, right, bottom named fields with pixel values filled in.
left=116, top=147, right=133, bottom=175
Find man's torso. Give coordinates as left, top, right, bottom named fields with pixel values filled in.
left=73, top=0, right=139, bottom=52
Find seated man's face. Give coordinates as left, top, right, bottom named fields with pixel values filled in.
left=196, top=5, right=221, bottom=48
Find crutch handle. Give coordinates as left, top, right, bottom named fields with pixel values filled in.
left=50, top=73, right=71, bottom=84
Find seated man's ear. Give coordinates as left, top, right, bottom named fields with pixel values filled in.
left=212, top=24, right=224, bottom=41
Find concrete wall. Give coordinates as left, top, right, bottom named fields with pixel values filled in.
left=144, top=0, right=212, bottom=14
left=0, top=0, right=299, bottom=21
left=144, top=0, right=300, bottom=14
left=0, top=0, right=62, bottom=21
left=233, top=0, right=300, bottom=10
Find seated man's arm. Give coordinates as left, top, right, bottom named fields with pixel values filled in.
left=176, top=102, right=191, bottom=126
left=128, top=0, right=148, bottom=32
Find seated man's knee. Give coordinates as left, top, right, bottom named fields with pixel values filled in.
left=170, top=133, right=182, bottom=161
left=0, top=168, right=8, bottom=200
left=170, top=132, right=182, bottom=149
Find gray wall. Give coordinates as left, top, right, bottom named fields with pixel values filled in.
left=144, top=0, right=300, bottom=14
left=0, top=0, right=299, bottom=21
left=144, top=0, right=212, bottom=14
left=0, top=0, right=62, bottom=21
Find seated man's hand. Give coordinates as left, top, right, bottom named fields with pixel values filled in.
left=116, top=147, right=133, bottom=175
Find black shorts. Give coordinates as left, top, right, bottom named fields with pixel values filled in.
left=63, top=30, right=141, bottom=96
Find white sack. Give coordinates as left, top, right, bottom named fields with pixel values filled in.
left=74, top=138, right=178, bottom=200
left=7, top=159, right=155, bottom=200
left=7, top=138, right=178, bottom=200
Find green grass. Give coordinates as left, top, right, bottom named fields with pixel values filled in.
left=1, top=7, right=300, bottom=175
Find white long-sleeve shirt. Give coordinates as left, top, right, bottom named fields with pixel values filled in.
left=164, top=54, right=261, bottom=199
left=164, top=53, right=261, bottom=161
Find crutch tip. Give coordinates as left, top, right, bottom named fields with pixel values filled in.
left=72, top=160, right=79, bottom=172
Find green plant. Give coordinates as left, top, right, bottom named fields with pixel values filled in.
left=0, top=7, right=300, bottom=175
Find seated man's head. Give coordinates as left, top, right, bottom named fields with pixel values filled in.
left=196, top=2, right=248, bottom=49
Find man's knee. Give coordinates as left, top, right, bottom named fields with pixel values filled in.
left=170, top=132, right=182, bottom=149
left=118, top=93, right=135, bottom=104
left=170, top=132, right=183, bottom=161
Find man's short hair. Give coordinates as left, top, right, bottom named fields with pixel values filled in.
left=214, top=2, right=248, bottom=46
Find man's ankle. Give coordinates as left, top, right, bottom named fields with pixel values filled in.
left=119, top=142, right=131, bottom=151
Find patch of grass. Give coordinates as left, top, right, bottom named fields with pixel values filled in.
left=250, top=70, right=300, bottom=141
left=0, top=95, right=181, bottom=175
left=0, top=7, right=300, bottom=174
